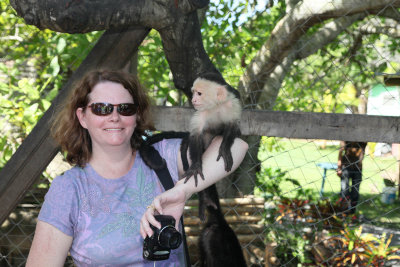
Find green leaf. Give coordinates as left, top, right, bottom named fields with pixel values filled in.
left=56, top=37, right=67, bottom=53
left=349, top=240, right=354, bottom=251
left=49, top=56, right=60, bottom=76
left=40, top=99, right=51, bottom=110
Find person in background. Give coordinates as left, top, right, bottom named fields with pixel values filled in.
left=336, top=141, right=367, bottom=214
left=26, top=69, right=248, bottom=266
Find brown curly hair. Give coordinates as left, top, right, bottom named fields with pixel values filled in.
left=51, top=70, right=155, bottom=167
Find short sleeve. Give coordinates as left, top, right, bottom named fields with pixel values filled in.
left=38, top=173, right=79, bottom=236
left=154, top=138, right=182, bottom=184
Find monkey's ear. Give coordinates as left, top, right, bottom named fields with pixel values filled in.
left=216, top=85, right=227, bottom=101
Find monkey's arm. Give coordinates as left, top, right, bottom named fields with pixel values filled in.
left=217, top=122, right=242, bottom=172
left=140, top=137, right=248, bottom=238
left=145, top=131, right=189, bottom=146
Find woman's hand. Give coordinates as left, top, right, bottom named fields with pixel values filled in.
left=140, top=183, right=188, bottom=239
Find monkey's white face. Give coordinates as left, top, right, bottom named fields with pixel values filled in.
left=191, top=79, right=219, bottom=111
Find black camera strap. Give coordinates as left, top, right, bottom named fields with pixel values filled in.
left=139, top=141, right=191, bottom=267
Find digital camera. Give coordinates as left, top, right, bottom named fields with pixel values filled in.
left=143, top=215, right=182, bottom=261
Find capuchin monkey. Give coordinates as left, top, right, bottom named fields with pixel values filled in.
left=139, top=73, right=245, bottom=266
left=179, top=72, right=242, bottom=220
left=180, top=73, right=245, bottom=266
left=182, top=72, right=242, bottom=185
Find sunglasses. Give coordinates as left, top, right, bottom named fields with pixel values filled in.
left=85, top=102, right=138, bottom=116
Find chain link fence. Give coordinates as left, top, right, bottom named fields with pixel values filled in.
left=1, top=1, right=400, bottom=266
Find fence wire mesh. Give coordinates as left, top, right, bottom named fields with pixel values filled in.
left=1, top=1, right=400, bottom=266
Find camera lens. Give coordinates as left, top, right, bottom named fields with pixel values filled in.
left=168, top=232, right=182, bottom=249
left=158, top=226, right=182, bottom=249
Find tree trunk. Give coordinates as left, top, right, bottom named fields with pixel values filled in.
left=217, top=135, right=261, bottom=198
left=157, top=11, right=218, bottom=96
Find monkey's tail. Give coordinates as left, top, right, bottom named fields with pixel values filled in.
left=198, top=184, right=223, bottom=222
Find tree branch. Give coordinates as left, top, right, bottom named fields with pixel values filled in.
left=10, top=0, right=209, bottom=33
left=158, top=11, right=218, bottom=96
left=238, top=0, right=400, bottom=108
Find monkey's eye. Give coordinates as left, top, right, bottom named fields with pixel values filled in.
left=197, top=92, right=202, bottom=96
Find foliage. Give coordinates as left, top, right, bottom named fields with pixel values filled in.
left=326, top=226, right=400, bottom=266
left=255, top=164, right=387, bottom=265
left=263, top=194, right=400, bottom=266
left=266, top=223, right=312, bottom=266
left=0, top=1, right=102, bottom=170
left=274, top=18, right=395, bottom=114
left=255, top=166, right=314, bottom=201
left=203, top=0, right=285, bottom=86
left=0, top=66, right=52, bottom=166
left=137, top=30, right=184, bottom=105
left=258, top=136, right=284, bottom=156
left=256, top=167, right=316, bottom=265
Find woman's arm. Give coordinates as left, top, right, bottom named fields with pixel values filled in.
left=177, top=136, right=248, bottom=196
left=26, top=221, right=72, bottom=267
left=140, top=137, right=248, bottom=237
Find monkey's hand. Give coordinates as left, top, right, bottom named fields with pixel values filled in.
left=216, top=146, right=234, bottom=172
left=182, top=163, right=204, bottom=186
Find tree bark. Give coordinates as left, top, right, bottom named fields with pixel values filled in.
left=10, top=0, right=209, bottom=33
left=158, top=11, right=218, bottom=96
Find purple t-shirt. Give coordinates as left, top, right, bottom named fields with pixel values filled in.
left=38, top=139, right=185, bottom=266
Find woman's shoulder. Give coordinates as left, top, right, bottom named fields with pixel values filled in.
left=50, top=166, right=86, bottom=188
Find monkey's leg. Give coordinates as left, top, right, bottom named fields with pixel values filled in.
left=182, top=134, right=205, bottom=186
left=140, top=131, right=189, bottom=170
left=145, top=131, right=189, bottom=146
left=217, top=123, right=242, bottom=172
left=139, top=143, right=166, bottom=170
left=180, top=135, right=190, bottom=171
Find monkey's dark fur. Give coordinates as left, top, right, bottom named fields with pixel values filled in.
left=198, top=185, right=247, bottom=267
left=139, top=131, right=189, bottom=172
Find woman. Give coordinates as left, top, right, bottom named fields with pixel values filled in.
left=26, top=70, right=248, bottom=266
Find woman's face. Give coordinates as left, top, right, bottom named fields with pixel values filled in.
left=76, top=81, right=137, bottom=151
